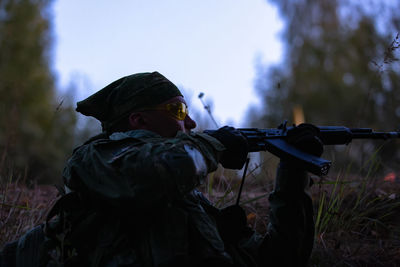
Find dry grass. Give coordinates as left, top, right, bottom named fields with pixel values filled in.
left=201, top=160, right=400, bottom=267
left=0, top=179, right=58, bottom=247
left=310, top=174, right=400, bottom=267
left=1, top=162, right=399, bottom=266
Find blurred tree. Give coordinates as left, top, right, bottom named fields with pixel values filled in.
left=0, top=0, right=76, bottom=182
left=252, top=0, right=400, bottom=171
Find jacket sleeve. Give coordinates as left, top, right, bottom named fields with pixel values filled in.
left=63, top=132, right=225, bottom=210
left=259, top=162, right=315, bottom=267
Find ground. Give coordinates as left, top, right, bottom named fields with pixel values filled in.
left=1, top=171, right=399, bottom=266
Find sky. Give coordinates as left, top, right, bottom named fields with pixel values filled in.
left=53, top=0, right=284, bottom=127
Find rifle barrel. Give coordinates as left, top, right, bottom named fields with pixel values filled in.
left=350, top=132, right=400, bottom=139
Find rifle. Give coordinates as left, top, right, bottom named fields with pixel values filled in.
left=204, top=121, right=400, bottom=176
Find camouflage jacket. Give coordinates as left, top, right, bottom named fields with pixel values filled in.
left=1, top=130, right=314, bottom=267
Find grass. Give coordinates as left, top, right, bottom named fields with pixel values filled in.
left=310, top=175, right=400, bottom=266
left=200, top=149, right=400, bottom=266
left=0, top=171, right=58, bottom=247
left=1, top=151, right=399, bottom=266
left=309, top=147, right=400, bottom=266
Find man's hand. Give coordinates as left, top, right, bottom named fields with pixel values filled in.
left=286, top=123, right=323, bottom=157
left=277, top=123, right=324, bottom=190
left=206, top=126, right=248, bottom=169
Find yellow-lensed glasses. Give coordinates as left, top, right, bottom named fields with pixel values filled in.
left=143, top=102, right=188, bottom=120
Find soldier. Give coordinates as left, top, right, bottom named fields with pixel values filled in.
left=1, top=72, right=322, bottom=266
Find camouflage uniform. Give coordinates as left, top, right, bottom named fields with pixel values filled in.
left=38, top=130, right=312, bottom=266
left=0, top=72, right=315, bottom=266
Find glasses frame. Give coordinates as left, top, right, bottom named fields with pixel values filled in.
left=139, top=102, right=189, bottom=121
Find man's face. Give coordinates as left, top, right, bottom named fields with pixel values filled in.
left=131, top=96, right=197, bottom=137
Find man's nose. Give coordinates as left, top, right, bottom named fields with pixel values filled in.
left=184, top=115, right=197, bottom=130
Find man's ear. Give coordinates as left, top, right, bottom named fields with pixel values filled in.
left=128, top=112, right=146, bottom=129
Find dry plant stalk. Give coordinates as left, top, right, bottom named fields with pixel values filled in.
left=0, top=180, right=58, bottom=247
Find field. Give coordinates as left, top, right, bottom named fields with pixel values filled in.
left=1, top=161, right=399, bottom=266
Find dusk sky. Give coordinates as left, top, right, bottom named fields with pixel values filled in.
left=53, top=0, right=283, bottom=127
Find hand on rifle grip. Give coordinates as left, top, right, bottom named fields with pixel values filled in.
left=207, top=126, right=249, bottom=169
left=286, top=123, right=324, bottom=157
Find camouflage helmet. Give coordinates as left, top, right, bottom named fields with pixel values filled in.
left=76, top=72, right=182, bottom=132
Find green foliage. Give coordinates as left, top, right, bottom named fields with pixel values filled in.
left=253, top=0, right=400, bottom=172
left=248, top=3, right=400, bottom=261
left=256, top=0, right=400, bottom=127
left=0, top=0, right=77, bottom=182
